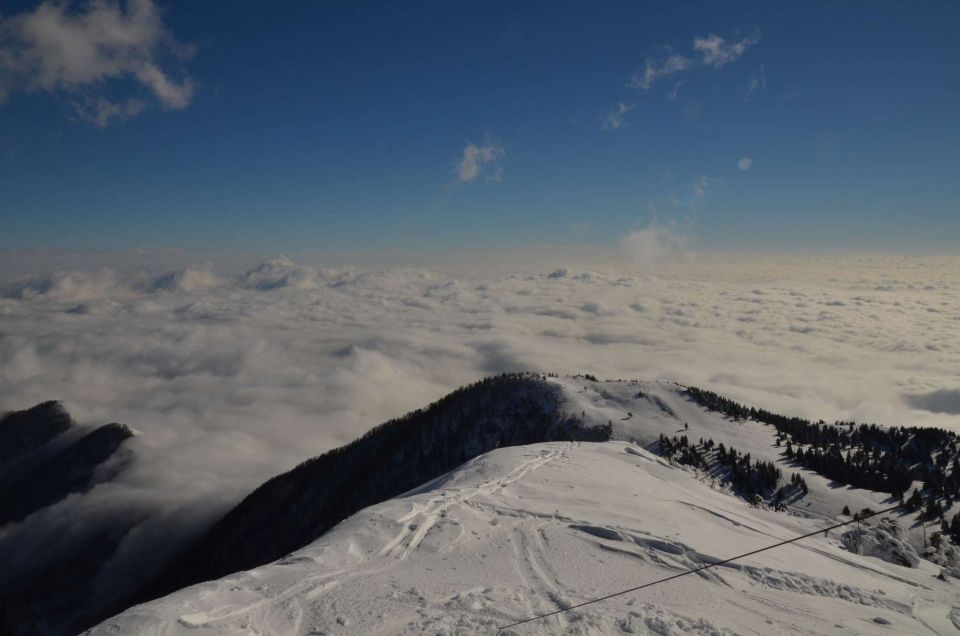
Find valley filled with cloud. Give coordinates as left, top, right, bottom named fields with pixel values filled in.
left=0, top=249, right=957, bottom=606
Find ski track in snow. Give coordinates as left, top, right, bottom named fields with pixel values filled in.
left=90, top=381, right=960, bottom=635
left=380, top=446, right=565, bottom=561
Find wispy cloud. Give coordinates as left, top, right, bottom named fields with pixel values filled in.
left=601, top=101, right=634, bottom=130
left=456, top=140, right=505, bottom=183
left=747, top=64, right=766, bottom=94
left=693, top=31, right=760, bottom=68
left=644, top=175, right=716, bottom=218
left=620, top=219, right=689, bottom=269
left=692, top=175, right=711, bottom=203
left=627, top=53, right=692, bottom=91
left=667, top=80, right=686, bottom=101
left=0, top=0, right=194, bottom=126
left=626, top=30, right=760, bottom=95
left=75, top=97, right=147, bottom=127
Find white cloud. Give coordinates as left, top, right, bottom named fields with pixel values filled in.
left=627, top=53, right=691, bottom=91
left=693, top=31, right=760, bottom=68
left=456, top=140, right=504, bottom=183
left=738, top=157, right=752, bottom=171
left=240, top=255, right=328, bottom=290
left=627, top=31, right=759, bottom=96
left=134, top=60, right=193, bottom=108
left=601, top=101, right=633, bottom=130
left=620, top=220, right=688, bottom=270
left=1, top=250, right=958, bottom=607
left=0, top=0, right=194, bottom=125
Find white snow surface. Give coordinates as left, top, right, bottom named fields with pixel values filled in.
left=91, top=381, right=959, bottom=636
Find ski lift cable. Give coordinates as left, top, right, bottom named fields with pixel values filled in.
left=498, top=502, right=906, bottom=631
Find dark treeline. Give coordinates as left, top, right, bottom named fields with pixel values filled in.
left=684, top=386, right=960, bottom=524
left=0, top=400, right=73, bottom=462
left=948, top=512, right=960, bottom=543
left=658, top=433, right=806, bottom=506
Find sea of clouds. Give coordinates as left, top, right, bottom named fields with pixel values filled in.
left=0, top=245, right=958, bottom=600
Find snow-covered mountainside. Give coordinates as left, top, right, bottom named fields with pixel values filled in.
left=140, top=375, right=611, bottom=607
left=92, top=378, right=960, bottom=635
left=90, top=440, right=959, bottom=635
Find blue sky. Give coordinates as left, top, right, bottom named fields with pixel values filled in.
left=0, top=0, right=958, bottom=252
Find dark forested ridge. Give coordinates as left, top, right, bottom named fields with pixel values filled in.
left=683, top=385, right=960, bottom=540
left=0, top=402, right=134, bottom=527
left=657, top=432, right=807, bottom=507
left=0, top=422, right=132, bottom=526
left=140, top=373, right=611, bottom=608
left=0, top=401, right=73, bottom=464
left=0, top=404, right=135, bottom=636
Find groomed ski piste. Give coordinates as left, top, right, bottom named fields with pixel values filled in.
left=90, top=378, right=960, bottom=635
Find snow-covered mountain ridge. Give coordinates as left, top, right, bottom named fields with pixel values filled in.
left=90, top=440, right=960, bottom=635
left=137, top=374, right=612, bottom=609
left=91, top=376, right=960, bottom=635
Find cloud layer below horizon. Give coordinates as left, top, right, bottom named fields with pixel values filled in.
left=0, top=249, right=958, bottom=603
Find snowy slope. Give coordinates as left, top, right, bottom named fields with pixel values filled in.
left=91, top=438, right=959, bottom=634
left=553, top=377, right=900, bottom=525
left=138, top=375, right=610, bottom=606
